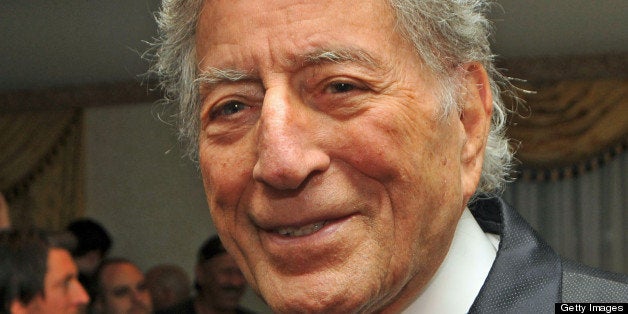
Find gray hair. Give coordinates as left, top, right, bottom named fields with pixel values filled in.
left=149, top=0, right=514, bottom=196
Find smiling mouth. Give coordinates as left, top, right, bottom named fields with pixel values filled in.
left=275, top=221, right=328, bottom=237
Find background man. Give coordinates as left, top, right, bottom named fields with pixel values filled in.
left=151, top=0, right=628, bottom=312
left=92, top=258, right=153, bottom=314
left=66, top=218, right=113, bottom=297
left=145, top=263, right=191, bottom=311
left=157, top=235, right=252, bottom=314
left=0, top=229, right=90, bottom=313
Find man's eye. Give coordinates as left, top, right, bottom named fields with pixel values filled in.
left=211, top=101, right=248, bottom=119
left=137, top=282, right=148, bottom=292
left=112, top=287, right=131, bottom=297
left=327, top=82, right=356, bottom=94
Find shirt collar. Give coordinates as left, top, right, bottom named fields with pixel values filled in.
left=402, top=208, right=499, bottom=313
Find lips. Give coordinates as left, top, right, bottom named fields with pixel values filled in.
left=275, top=220, right=328, bottom=237
left=256, top=214, right=361, bottom=274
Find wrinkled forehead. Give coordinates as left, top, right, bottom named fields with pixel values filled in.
left=197, top=0, right=394, bottom=31
left=195, top=0, right=397, bottom=71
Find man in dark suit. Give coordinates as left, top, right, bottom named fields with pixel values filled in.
left=467, top=197, right=627, bottom=312
left=150, top=0, right=627, bottom=312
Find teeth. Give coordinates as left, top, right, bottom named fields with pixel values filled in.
left=276, top=221, right=327, bottom=237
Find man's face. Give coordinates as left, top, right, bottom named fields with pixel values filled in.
left=96, top=262, right=153, bottom=314
left=196, top=253, right=246, bottom=311
left=21, top=248, right=89, bottom=314
left=195, top=0, right=491, bottom=312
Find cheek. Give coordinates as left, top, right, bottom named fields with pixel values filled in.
left=341, top=109, right=463, bottom=237
left=199, top=139, right=255, bottom=211
left=338, top=109, right=435, bottom=182
left=203, top=161, right=252, bottom=257
left=199, top=141, right=259, bottom=282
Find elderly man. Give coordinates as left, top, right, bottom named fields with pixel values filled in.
left=92, top=258, right=153, bottom=314
left=151, top=0, right=628, bottom=312
left=0, top=229, right=90, bottom=313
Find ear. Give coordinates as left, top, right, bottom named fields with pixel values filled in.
left=11, top=294, right=47, bottom=314
left=459, top=62, right=493, bottom=203
left=10, top=300, right=28, bottom=314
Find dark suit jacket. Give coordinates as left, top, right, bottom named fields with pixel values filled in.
left=467, top=197, right=627, bottom=313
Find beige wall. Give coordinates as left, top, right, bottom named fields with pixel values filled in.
left=84, top=103, right=269, bottom=313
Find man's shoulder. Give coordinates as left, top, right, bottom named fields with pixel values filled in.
left=470, top=197, right=627, bottom=310
left=562, top=259, right=628, bottom=303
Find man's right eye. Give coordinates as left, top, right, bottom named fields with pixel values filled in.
left=327, top=82, right=356, bottom=94
left=112, top=287, right=131, bottom=298
left=211, top=101, right=248, bottom=120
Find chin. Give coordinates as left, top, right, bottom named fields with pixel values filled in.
left=265, top=289, right=373, bottom=313
left=252, top=253, right=410, bottom=313
left=263, top=283, right=402, bottom=314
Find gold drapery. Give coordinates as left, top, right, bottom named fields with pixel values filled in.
left=502, top=54, right=628, bottom=181
left=0, top=109, right=84, bottom=231
left=0, top=81, right=159, bottom=231
left=507, top=79, right=627, bottom=181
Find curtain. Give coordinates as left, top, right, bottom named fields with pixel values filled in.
left=508, top=79, right=627, bottom=180
left=501, top=62, right=627, bottom=274
left=0, top=108, right=84, bottom=231
left=503, top=152, right=626, bottom=274
left=0, top=82, right=158, bottom=231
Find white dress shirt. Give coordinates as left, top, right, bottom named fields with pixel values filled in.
left=402, top=208, right=500, bottom=313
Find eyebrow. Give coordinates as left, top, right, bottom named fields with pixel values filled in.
left=196, top=47, right=379, bottom=88
left=196, top=68, right=252, bottom=87
left=302, top=48, right=378, bottom=68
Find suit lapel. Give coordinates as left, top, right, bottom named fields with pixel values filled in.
left=468, top=197, right=562, bottom=313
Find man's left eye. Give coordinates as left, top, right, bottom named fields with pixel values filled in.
left=137, top=282, right=148, bottom=292
left=327, top=82, right=356, bottom=94
left=112, top=287, right=131, bottom=297
left=211, top=101, right=249, bottom=120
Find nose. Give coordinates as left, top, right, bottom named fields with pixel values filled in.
left=132, top=288, right=148, bottom=301
left=73, top=281, right=90, bottom=305
left=252, top=87, right=330, bottom=189
left=131, top=288, right=152, bottom=308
